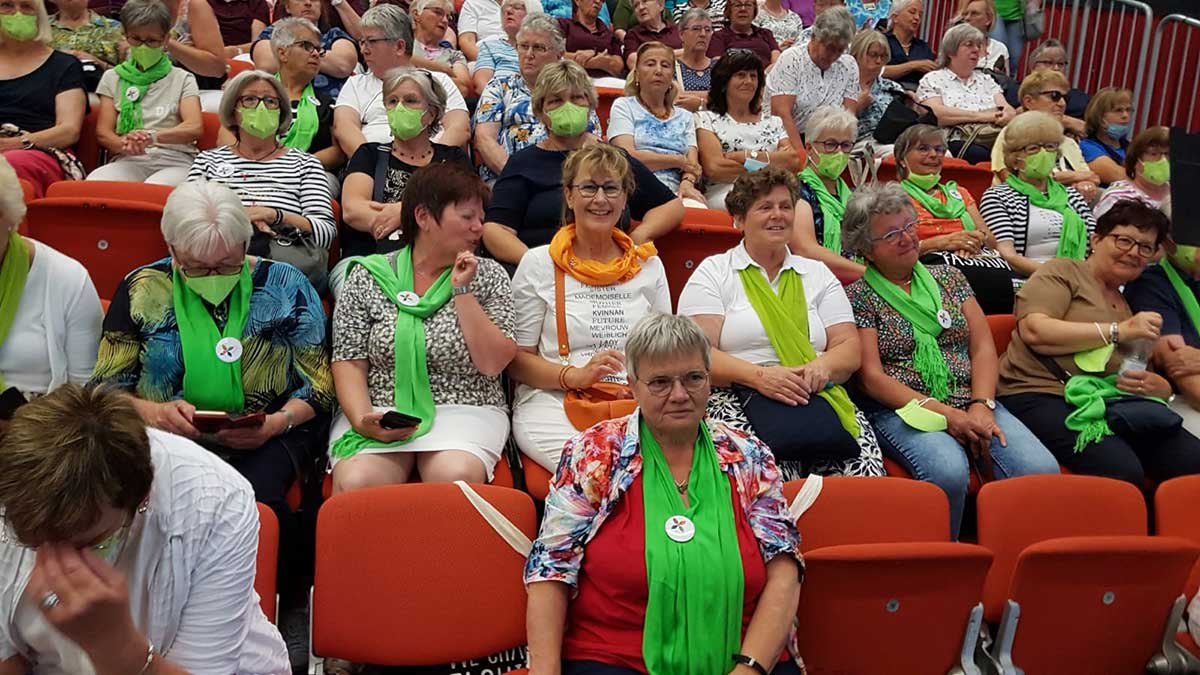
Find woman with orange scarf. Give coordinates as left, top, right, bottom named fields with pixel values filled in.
left=509, top=143, right=671, bottom=472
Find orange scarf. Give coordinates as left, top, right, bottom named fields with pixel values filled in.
left=548, top=224, right=657, bottom=286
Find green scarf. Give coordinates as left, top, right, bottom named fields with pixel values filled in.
left=1161, top=259, right=1200, bottom=338
left=899, top=178, right=976, bottom=231
left=173, top=262, right=252, bottom=412
left=640, top=417, right=743, bottom=675
left=737, top=266, right=861, bottom=437
left=1063, top=374, right=1123, bottom=452
left=1005, top=174, right=1087, bottom=260
left=863, top=263, right=953, bottom=401
left=278, top=75, right=319, bottom=152
left=798, top=166, right=851, bottom=253
left=330, top=248, right=452, bottom=459
left=113, top=54, right=173, bottom=135
left=0, top=232, right=30, bottom=392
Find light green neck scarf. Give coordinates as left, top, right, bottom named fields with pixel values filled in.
left=114, top=54, right=173, bottom=135
left=1005, top=174, right=1087, bottom=259
left=173, top=261, right=252, bottom=412
left=899, top=178, right=976, bottom=231
left=640, top=417, right=743, bottom=675
left=277, top=74, right=319, bottom=152
left=798, top=166, right=851, bottom=253
left=0, top=232, right=30, bottom=392
left=330, top=248, right=451, bottom=459
left=737, top=265, right=861, bottom=437
left=863, top=262, right=953, bottom=401
left=1161, top=258, right=1200, bottom=338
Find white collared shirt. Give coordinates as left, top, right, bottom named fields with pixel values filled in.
left=334, top=70, right=468, bottom=146
left=677, top=241, right=854, bottom=365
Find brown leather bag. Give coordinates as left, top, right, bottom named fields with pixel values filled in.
left=555, top=266, right=638, bottom=431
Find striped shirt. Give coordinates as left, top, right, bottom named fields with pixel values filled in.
left=187, top=146, right=336, bottom=249
left=979, top=182, right=1096, bottom=260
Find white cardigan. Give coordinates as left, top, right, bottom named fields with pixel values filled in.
left=0, top=429, right=289, bottom=674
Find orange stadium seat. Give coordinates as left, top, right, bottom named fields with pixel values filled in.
left=595, top=86, right=622, bottom=132
left=654, top=209, right=741, bottom=310
left=47, top=180, right=174, bottom=206
left=491, top=450, right=553, bottom=502
left=18, top=179, right=34, bottom=204
left=198, top=112, right=222, bottom=151
left=783, top=476, right=951, bottom=551
left=1155, top=475, right=1200, bottom=661
left=76, top=107, right=102, bottom=174
left=227, top=58, right=255, bottom=79
left=987, top=313, right=1016, bottom=357
left=255, top=503, right=280, bottom=624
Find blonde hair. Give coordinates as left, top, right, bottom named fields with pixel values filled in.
left=1018, top=68, right=1070, bottom=101
left=1084, top=86, right=1133, bottom=138
left=850, top=27, right=888, bottom=61
left=0, top=157, right=26, bottom=231
left=625, top=41, right=678, bottom=109
left=559, top=143, right=635, bottom=226
left=531, top=60, right=598, bottom=117
left=0, top=0, right=52, bottom=45
left=1002, top=110, right=1064, bottom=172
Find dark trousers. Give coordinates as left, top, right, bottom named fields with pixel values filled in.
left=563, top=660, right=803, bottom=675
left=948, top=140, right=992, bottom=164
left=999, top=392, right=1200, bottom=485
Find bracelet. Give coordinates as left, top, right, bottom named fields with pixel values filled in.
left=763, top=149, right=770, bottom=164
left=136, top=640, right=156, bottom=675
left=731, top=653, right=769, bottom=675
left=1094, top=322, right=1109, bottom=345
left=280, top=408, right=295, bottom=434
left=1110, top=321, right=1120, bottom=346
left=272, top=208, right=284, bottom=227
left=558, top=365, right=574, bottom=391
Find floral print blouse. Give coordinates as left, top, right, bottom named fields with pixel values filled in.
left=50, top=11, right=123, bottom=67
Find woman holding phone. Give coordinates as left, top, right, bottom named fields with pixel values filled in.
left=328, top=163, right=517, bottom=493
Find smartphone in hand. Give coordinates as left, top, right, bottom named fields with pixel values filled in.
left=380, top=410, right=422, bottom=430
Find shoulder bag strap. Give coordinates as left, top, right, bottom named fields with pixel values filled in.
left=555, top=265, right=570, bottom=364
left=372, top=144, right=390, bottom=204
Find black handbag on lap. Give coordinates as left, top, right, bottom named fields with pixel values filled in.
left=733, top=384, right=861, bottom=463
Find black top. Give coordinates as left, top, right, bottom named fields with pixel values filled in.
left=885, top=32, right=935, bottom=88
left=1125, top=264, right=1200, bottom=347
left=0, top=51, right=85, bottom=133
left=484, top=144, right=676, bottom=252
left=288, top=88, right=336, bottom=154
left=340, top=141, right=472, bottom=258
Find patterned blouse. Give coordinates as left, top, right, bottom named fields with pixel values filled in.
left=90, top=258, right=335, bottom=414
left=846, top=264, right=976, bottom=409
left=753, top=5, right=805, bottom=46
left=680, top=59, right=715, bottom=91
left=50, top=11, right=123, bottom=67
left=332, top=253, right=514, bottom=409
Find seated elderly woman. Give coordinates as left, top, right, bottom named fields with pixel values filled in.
left=48, top=0, right=122, bottom=87
left=558, top=0, right=625, bottom=78
left=881, top=0, right=936, bottom=89
left=471, top=0, right=529, bottom=95
left=679, top=167, right=884, bottom=479
left=0, top=0, right=86, bottom=197
left=842, top=182, right=1057, bottom=539
left=917, top=23, right=1016, bottom=164
left=696, top=49, right=799, bottom=210
left=0, top=385, right=288, bottom=674
left=1003, top=38, right=1089, bottom=135
left=894, top=124, right=1015, bottom=314
left=251, top=0, right=358, bottom=100
left=991, top=69, right=1099, bottom=203
left=676, top=7, right=716, bottom=110
left=707, top=0, right=780, bottom=67
left=475, top=14, right=602, bottom=185
left=610, top=42, right=705, bottom=202
left=852, top=27, right=909, bottom=145
left=90, top=179, right=334, bottom=608
left=1095, top=125, right=1171, bottom=220
left=329, top=163, right=516, bottom=491
left=411, top=0, right=472, bottom=97
left=461, top=0, right=542, bottom=62
left=188, top=70, right=336, bottom=290
left=1080, top=87, right=1133, bottom=187
left=508, top=143, right=670, bottom=472
left=90, top=0, right=202, bottom=186
left=956, top=0, right=1008, bottom=73
left=997, top=200, right=1200, bottom=485
left=980, top=111, right=1097, bottom=281
left=0, top=156, right=102, bottom=396
left=754, top=0, right=804, bottom=50
left=484, top=60, right=684, bottom=268
left=623, top=0, right=680, bottom=71
left=525, top=312, right=804, bottom=675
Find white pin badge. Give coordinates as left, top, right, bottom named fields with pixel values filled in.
left=215, top=337, right=243, bottom=363
left=937, top=309, right=953, bottom=329
left=665, top=515, right=695, bottom=543
left=125, top=85, right=141, bottom=102
left=213, top=163, right=235, bottom=178
left=950, top=188, right=964, bottom=202
left=397, top=291, right=420, bottom=306
left=307, top=95, right=320, bottom=106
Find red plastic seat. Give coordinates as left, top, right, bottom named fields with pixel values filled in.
left=227, top=58, right=255, bottom=79
left=783, top=476, right=950, bottom=551
left=255, top=503, right=279, bottom=624
left=654, top=210, right=742, bottom=310
left=491, top=452, right=553, bottom=502
left=47, top=180, right=174, bottom=205
left=595, top=86, right=622, bottom=132
left=76, top=107, right=101, bottom=174
left=198, top=112, right=222, bottom=151
left=987, top=313, right=1016, bottom=357
left=18, top=179, right=34, bottom=204
left=1155, top=475, right=1200, bottom=658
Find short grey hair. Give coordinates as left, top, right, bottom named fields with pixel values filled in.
left=937, top=23, right=985, bottom=67
left=218, top=70, right=293, bottom=136
left=1029, top=37, right=1066, bottom=64
left=361, top=4, right=415, bottom=55
left=0, top=0, right=51, bottom=45
left=893, top=123, right=946, bottom=178
left=625, top=313, right=712, bottom=380
left=0, top=157, right=25, bottom=231
left=382, top=66, right=447, bottom=130
left=888, top=0, right=920, bottom=18
left=410, top=0, right=452, bottom=15
left=118, top=0, right=172, bottom=34
left=269, top=16, right=320, bottom=53
left=517, top=13, right=565, bottom=54
left=678, top=7, right=711, bottom=29
left=811, top=5, right=854, bottom=45
left=842, top=182, right=919, bottom=257
left=163, top=181, right=253, bottom=259
left=805, top=105, right=857, bottom=141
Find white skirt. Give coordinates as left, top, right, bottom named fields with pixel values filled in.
left=328, top=404, right=509, bottom=480
left=511, top=387, right=580, bottom=473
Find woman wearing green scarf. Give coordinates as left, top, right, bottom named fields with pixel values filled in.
left=997, top=200, right=1200, bottom=486
left=90, top=0, right=202, bottom=186
left=791, top=106, right=865, bottom=284
left=842, top=182, right=1058, bottom=539
left=525, top=313, right=803, bottom=675
left=328, top=163, right=517, bottom=493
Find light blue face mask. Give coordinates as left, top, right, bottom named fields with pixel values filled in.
left=743, top=156, right=769, bottom=172
left=1105, top=122, right=1132, bottom=138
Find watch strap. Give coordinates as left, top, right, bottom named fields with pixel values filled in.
left=452, top=285, right=472, bottom=296
left=967, top=397, right=994, bottom=409
left=732, top=654, right=769, bottom=675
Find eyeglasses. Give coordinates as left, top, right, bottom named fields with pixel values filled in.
left=358, top=36, right=395, bottom=50
left=1107, top=233, right=1157, bottom=258
left=1035, top=90, right=1067, bottom=102
left=178, top=262, right=244, bottom=277
left=1034, top=58, right=1069, bottom=68
left=643, top=370, right=709, bottom=397
left=913, top=143, right=946, bottom=156
left=516, top=41, right=550, bottom=53
left=126, top=35, right=166, bottom=48
left=238, top=95, right=281, bottom=109
left=1021, top=142, right=1060, bottom=154
left=864, top=49, right=890, bottom=60
left=871, top=221, right=918, bottom=245
left=572, top=183, right=623, bottom=198
left=291, top=40, right=325, bottom=55
left=1142, top=147, right=1170, bottom=160
left=683, top=24, right=714, bottom=33
left=814, top=139, right=854, bottom=153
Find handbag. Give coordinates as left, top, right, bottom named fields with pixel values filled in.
left=254, top=225, right=329, bottom=292
left=948, top=122, right=1002, bottom=156
left=1023, top=0, right=1045, bottom=41
left=732, top=383, right=861, bottom=464
left=0, top=123, right=86, bottom=181
left=873, top=97, right=934, bottom=145
left=555, top=266, right=638, bottom=431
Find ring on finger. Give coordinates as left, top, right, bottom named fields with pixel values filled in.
left=40, top=591, right=60, bottom=610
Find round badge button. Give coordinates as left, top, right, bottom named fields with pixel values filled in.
left=937, top=309, right=953, bottom=329
left=307, top=95, right=321, bottom=106
left=665, top=515, right=695, bottom=543
left=213, top=163, right=235, bottom=178
left=215, top=337, right=243, bottom=363
left=396, top=291, right=420, bottom=306
left=125, top=85, right=141, bottom=102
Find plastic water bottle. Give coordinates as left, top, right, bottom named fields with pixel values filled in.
left=1118, top=337, right=1153, bottom=377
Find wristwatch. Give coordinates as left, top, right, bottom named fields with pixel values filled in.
left=452, top=285, right=472, bottom=296
left=967, top=398, right=996, bottom=410
left=19, top=135, right=33, bottom=150
left=731, top=654, right=769, bottom=675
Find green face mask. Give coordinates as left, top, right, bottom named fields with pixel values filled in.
left=1022, top=148, right=1057, bottom=181
left=387, top=103, right=426, bottom=141
left=238, top=103, right=280, bottom=140
left=1074, top=343, right=1114, bottom=373
left=1173, top=244, right=1200, bottom=273
left=895, top=398, right=948, bottom=433
left=183, top=272, right=241, bottom=305
left=546, top=101, right=589, bottom=137
left=130, top=44, right=165, bottom=70
left=814, top=150, right=849, bottom=180
left=906, top=171, right=941, bottom=191
left=1142, top=157, right=1170, bottom=185
left=0, top=12, right=38, bottom=41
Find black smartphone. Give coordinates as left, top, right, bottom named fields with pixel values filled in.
left=0, top=387, right=27, bottom=420
left=380, top=410, right=422, bottom=429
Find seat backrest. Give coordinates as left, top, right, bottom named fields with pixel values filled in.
left=977, top=474, right=1146, bottom=622
left=198, top=112, right=222, bottom=151
left=18, top=179, right=35, bottom=204
left=1155, top=475, right=1200, bottom=597
left=875, top=157, right=899, bottom=184
left=942, top=162, right=994, bottom=203
left=1004, top=535, right=1199, bottom=674
left=76, top=107, right=101, bottom=174
left=226, top=58, right=255, bottom=79
left=255, top=503, right=279, bottom=624
left=653, top=212, right=742, bottom=310
left=782, top=477, right=951, bottom=552
left=987, top=313, right=1016, bottom=357
left=313, top=484, right=536, bottom=665
left=47, top=181, right=174, bottom=206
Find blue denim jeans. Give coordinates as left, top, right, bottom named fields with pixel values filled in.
left=991, top=18, right=1026, bottom=76
left=869, top=402, right=1060, bottom=539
